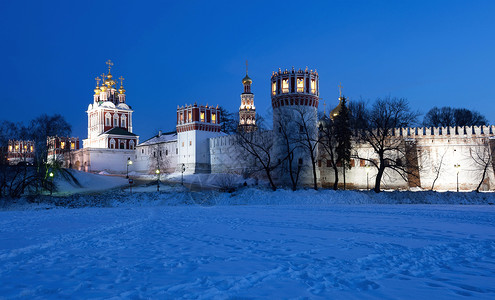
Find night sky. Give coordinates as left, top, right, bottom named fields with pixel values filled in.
left=1, top=0, right=494, bottom=141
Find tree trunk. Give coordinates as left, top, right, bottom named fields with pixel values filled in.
left=374, top=165, right=385, bottom=193
left=476, top=164, right=488, bottom=193
left=332, top=165, right=339, bottom=190
left=343, top=164, right=346, bottom=190
left=265, top=168, right=277, bottom=191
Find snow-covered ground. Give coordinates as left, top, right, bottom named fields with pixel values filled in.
left=0, top=194, right=494, bottom=299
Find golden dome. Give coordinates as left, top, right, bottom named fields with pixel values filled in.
left=119, top=87, right=126, bottom=94
left=242, top=75, right=252, bottom=84
left=94, top=88, right=100, bottom=95
left=330, top=97, right=346, bottom=120
left=105, top=73, right=115, bottom=87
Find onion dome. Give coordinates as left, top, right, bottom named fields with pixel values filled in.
left=105, top=73, right=116, bottom=87
left=330, top=97, right=344, bottom=120
left=242, top=74, right=252, bottom=84
left=119, top=86, right=126, bottom=94
left=94, top=87, right=100, bottom=95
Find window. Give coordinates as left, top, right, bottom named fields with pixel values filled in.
left=311, top=79, right=316, bottom=94
left=30, top=145, right=34, bottom=152
left=71, top=142, right=75, bottom=150
left=121, top=115, right=127, bottom=128
left=201, top=112, right=205, bottom=122
left=166, top=149, right=168, bottom=156
left=105, top=113, right=111, bottom=126
left=282, top=79, right=289, bottom=93
left=318, top=160, right=322, bottom=167
left=180, top=113, right=184, bottom=123
left=129, top=140, right=135, bottom=150
left=182, top=142, right=184, bottom=147
left=212, top=113, right=216, bottom=124
left=272, top=82, right=277, bottom=95
left=189, top=141, right=192, bottom=146
left=114, top=114, right=119, bottom=127
left=327, top=160, right=332, bottom=167
left=61, top=142, right=65, bottom=149
left=176, top=148, right=178, bottom=154
left=120, top=141, right=125, bottom=149
left=110, top=139, right=116, bottom=149
left=160, top=151, right=162, bottom=157
left=297, top=78, right=304, bottom=92
left=142, top=149, right=144, bottom=154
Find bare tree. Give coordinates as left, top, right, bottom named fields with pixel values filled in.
left=276, top=114, right=301, bottom=190
left=423, top=106, right=487, bottom=127
left=292, top=107, right=319, bottom=190
left=470, top=138, right=492, bottom=193
left=319, top=116, right=339, bottom=190
left=236, top=117, right=279, bottom=191
left=430, top=147, right=448, bottom=190
left=355, top=97, right=419, bottom=193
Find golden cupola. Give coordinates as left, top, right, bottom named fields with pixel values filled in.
left=94, top=77, right=101, bottom=95
left=118, top=76, right=126, bottom=94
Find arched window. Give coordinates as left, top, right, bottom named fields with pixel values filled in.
left=113, top=114, right=119, bottom=127
left=105, top=113, right=111, bottom=126
left=129, top=140, right=135, bottom=150
left=110, top=138, right=116, bottom=149
left=120, top=140, right=126, bottom=149
left=121, top=115, right=127, bottom=128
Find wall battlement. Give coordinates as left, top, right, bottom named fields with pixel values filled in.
left=391, top=125, right=495, bottom=139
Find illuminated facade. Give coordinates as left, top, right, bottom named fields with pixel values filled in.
left=47, top=136, right=80, bottom=167
left=2, top=140, right=35, bottom=165
left=83, top=60, right=138, bottom=150
left=238, top=63, right=256, bottom=132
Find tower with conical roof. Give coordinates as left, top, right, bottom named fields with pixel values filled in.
left=238, top=61, right=257, bottom=132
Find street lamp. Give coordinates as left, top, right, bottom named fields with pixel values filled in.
left=366, top=165, right=370, bottom=190
left=181, top=163, right=185, bottom=186
left=156, top=169, right=160, bottom=192
left=49, top=172, right=54, bottom=196
left=126, top=158, right=133, bottom=179
left=454, top=164, right=461, bottom=192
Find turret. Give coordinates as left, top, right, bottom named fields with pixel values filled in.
left=238, top=61, right=257, bottom=132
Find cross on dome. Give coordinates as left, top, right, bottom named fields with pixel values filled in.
left=106, top=60, right=114, bottom=73
left=338, top=82, right=343, bottom=98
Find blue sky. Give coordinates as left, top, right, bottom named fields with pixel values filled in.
left=1, top=0, right=494, bottom=140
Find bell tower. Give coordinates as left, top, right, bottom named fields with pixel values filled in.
left=238, top=61, right=257, bottom=132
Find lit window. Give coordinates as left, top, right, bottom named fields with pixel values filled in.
left=71, top=142, right=75, bottom=150
left=182, top=142, right=184, bottom=147
left=180, top=113, right=184, bottom=123
left=15, top=145, right=19, bottom=151
left=282, top=79, right=289, bottom=93
left=189, top=141, right=192, bottom=146
left=201, top=112, right=205, bottom=122
left=188, top=112, right=192, bottom=122
left=297, top=78, right=304, bottom=92
left=61, top=142, right=65, bottom=149
left=272, top=82, right=276, bottom=95
left=8, top=145, right=12, bottom=152
left=30, top=146, right=33, bottom=152
left=212, top=113, right=216, bottom=124
left=311, top=79, right=316, bottom=94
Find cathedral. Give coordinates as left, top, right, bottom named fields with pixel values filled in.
left=69, top=61, right=495, bottom=191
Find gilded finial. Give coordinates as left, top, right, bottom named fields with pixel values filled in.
left=246, top=60, right=248, bottom=75
left=95, top=77, right=101, bottom=87
left=118, top=76, right=125, bottom=87
left=323, top=100, right=327, bottom=115
left=338, top=82, right=343, bottom=98
left=106, top=60, right=114, bottom=73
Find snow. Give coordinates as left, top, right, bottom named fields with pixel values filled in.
left=54, top=170, right=128, bottom=196
left=0, top=188, right=494, bottom=299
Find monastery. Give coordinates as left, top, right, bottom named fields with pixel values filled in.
left=67, top=61, right=495, bottom=191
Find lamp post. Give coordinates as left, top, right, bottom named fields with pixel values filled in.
left=126, top=158, right=133, bottom=179
left=454, top=164, right=460, bottom=192
left=156, top=169, right=160, bottom=192
left=366, top=165, right=370, bottom=190
left=181, top=163, right=185, bottom=186
left=49, top=172, right=54, bottom=196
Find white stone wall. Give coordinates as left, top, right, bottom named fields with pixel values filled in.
left=135, top=141, right=178, bottom=174
left=177, top=130, right=223, bottom=173
left=71, top=148, right=135, bottom=174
